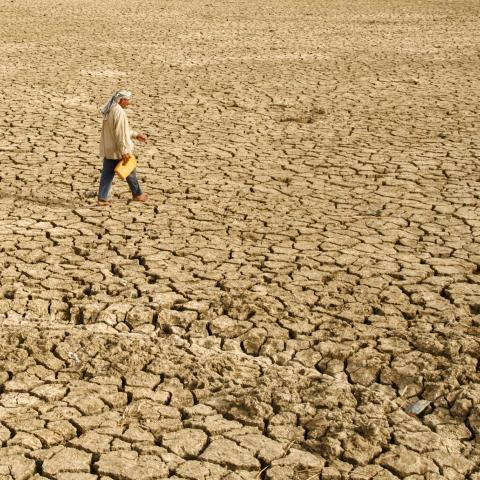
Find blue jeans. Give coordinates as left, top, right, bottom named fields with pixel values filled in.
left=98, top=158, right=142, bottom=201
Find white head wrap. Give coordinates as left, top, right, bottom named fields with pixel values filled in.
left=100, top=90, right=132, bottom=119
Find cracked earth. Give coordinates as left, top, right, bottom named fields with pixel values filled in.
left=1, top=0, right=480, bottom=478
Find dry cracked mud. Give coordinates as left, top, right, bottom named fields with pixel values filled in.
left=1, top=0, right=480, bottom=478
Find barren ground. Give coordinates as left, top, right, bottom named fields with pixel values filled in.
left=1, top=0, right=480, bottom=478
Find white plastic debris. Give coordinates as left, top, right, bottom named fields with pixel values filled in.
left=405, top=399, right=430, bottom=415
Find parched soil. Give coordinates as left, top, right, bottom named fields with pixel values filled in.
left=1, top=0, right=479, bottom=478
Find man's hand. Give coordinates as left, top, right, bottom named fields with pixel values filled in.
left=135, top=133, right=147, bottom=143
left=121, top=152, right=130, bottom=165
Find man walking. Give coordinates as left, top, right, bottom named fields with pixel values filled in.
left=98, top=90, right=148, bottom=205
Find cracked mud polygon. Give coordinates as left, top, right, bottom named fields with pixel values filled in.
left=1, top=0, right=479, bottom=479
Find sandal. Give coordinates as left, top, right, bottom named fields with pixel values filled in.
left=97, top=199, right=112, bottom=206
left=131, top=194, right=148, bottom=203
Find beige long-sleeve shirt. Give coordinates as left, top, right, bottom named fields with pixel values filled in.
left=99, top=104, right=137, bottom=159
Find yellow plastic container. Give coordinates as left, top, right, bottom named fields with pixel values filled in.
left=114, top=155, right=137, bottom=180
